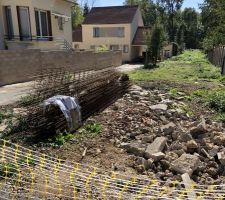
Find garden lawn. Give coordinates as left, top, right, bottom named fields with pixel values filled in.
left=129, top=50, right=223, bottom=83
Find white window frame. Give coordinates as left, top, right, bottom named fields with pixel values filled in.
left=123, top=45, right=129, bottom=53
left=35, top=9, right=49, bottom=39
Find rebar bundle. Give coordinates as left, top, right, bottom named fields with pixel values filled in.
left=18, top=67, right=130, bottom=137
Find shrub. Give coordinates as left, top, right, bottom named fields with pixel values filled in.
left=220, top=76, right=225, bottom=85
left=53, top=131, right=74, bottom=146
left=85, top=123, right=102, bottom=136
left=207, top=91, right=225, bottom=112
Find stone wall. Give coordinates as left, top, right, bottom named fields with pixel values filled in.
left=0, top=50, right=122, bottom=86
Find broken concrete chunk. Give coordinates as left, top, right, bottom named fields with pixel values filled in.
left=171, top=154, right=200, bottom=175
left=187, top=140, right=198, bottom=149
left=142, top=158, right=154, bottom=170
left=145, top=137, right=167, bottom=159
left=209, top=146, right=219, bottom=157
left=181, top=173, right=197, bottom=199
left=0, top=124, right=7, bottom=132
left=142, top=135, right=154, bottom=143
left=190, top=119, right=207, bottom=138
left=120, top=142, right=146, bottom=157
left=217, top=152, right=225, bottom=165
left=160, top=122, right=176, bottom=135
left=150, top=152, right=165, bottom=162
left=150, top=104, right=168, bottom=111
left=178, top=132, right=193, bottom=142
left=129, top=85, right=143, bottom=92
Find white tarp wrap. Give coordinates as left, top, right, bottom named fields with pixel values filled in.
left=43, top=95, right=81, bottom=131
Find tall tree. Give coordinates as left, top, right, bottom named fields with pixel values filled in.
left=182, top=8, right=199, bottom=49
left=83, top=2, right=90, bottom=17
left=200, top=0, right=225, bottom=50
left=124, top=0, right=157, bottom=26
left=71, top=4, right=84, bottom=29
left=145, top=20, right=166, bottom=66
left=157, top=0, right=184, bottom=42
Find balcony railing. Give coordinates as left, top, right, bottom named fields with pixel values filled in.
left=4, top=35, right=73, bottom=51
left=4, top=35, right=54, bottom=41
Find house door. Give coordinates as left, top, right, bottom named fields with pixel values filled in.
left=35, top=10, right=51, bottom=40
left=17, top=7, right=31, bottom=40
left=4, top=6, right=14, bottom=40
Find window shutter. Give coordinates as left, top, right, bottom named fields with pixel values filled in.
left=47, top=11, right=52, bottom=41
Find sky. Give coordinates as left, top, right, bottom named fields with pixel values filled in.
left=80, top=0, right=204, bottom=11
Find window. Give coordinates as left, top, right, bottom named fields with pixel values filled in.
left=4, top=6, right=14, bottom=40
left=35, top=9, right=52, bottom=40
left=17, top=6, right=31, bottom=40
left=93, top=27, right=125, bottom=38
left=123, top=45, right=129, bottom=53
left=117, top=27, right=125, bottom=37
left=58, top=17, right=63, bottom=30
left=110, top=45, right=119, bottom=51
left=93, top=27, right=100, bottom=37
left=90, top=45, right=96, bottom=50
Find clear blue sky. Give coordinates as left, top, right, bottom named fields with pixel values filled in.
left=80, top=0, right=203, bottom=11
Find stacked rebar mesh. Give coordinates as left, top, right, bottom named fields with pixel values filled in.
left=18, top=67, right=130, bottom=136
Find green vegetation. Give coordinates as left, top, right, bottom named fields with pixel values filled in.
left=20, top=95, right=36, bottom=107
left=0, top=110, right=13, bottom=124
left=0, top=163, right=17, bottom=178
left=74, top=122, right=102, bottom=143
left=208, top=91, right=225, bottom=112
left=192, top=89, right=225, bottom=122
left=201, top=0, right=225, bottom=50
left=129, top=50, right=221, bottom=82
left=50, top=123, right=102, bottom=146
left=96, top=45, right=108, bottom=52
left=51, top=131, right=75, bottom=146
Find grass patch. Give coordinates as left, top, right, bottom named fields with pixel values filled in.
left=0, top=110, right=13, bottom=124
left=74, top=123, right=102, bottom=143
left=20, top=95, right=36, bottom=107
left=191, top=89, right=225, bottom=122
left=207, top=90, right=225, bottom=112
left=129, top=50, right=222, bottom=82
left=49, top=123, right=102, bottom=146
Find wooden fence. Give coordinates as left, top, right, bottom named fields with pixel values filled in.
left=207, top=46, right=225, bottom=75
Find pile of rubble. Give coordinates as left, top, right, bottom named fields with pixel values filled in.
left=99, top=85, right=225, bottom=185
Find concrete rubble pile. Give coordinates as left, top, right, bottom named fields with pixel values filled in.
left=101, top=84, right=225, bottom=185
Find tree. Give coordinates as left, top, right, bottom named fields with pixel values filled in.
left=182, top=8, right=199, bottom=49
left=124, top=0, right=157, bottom=26
left=83, top=2, right=90, bottom=17
left=157, top=0, right=184, bottom=42
left=200, top=0, right=225, bottom=50
left=71, top=4, right=84, bottom=29
left=145, top=21, right=166, bottom=67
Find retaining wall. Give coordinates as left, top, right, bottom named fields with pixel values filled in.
left=0, top=50, right=122, bottom=86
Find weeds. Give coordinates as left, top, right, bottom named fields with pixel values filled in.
left=20, top=95, right=36, bottom=107
left=0, top=163, right=17, bottom=178
left=207, top=90, right=225, bottom=112
left=51, top=131, right=75, bottom=146
left=169, top=88, right=178, bottom=97
left=129, top=50, right=222, bottom=82
left=49, top=123, right=102, bottom=146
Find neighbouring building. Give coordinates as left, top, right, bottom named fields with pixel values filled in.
left=73, top=5, right=151, bottom=62
left=0, top=0, right=74, bottom=50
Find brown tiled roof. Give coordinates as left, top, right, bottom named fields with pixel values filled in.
left=132, top=27, right=151, bottom=45
left=73, top=25, right=82, bottom=42
left=83, top=5, right=139, bottom=24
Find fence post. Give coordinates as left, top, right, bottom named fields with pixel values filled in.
left=222, top=56, right=225, bottom=75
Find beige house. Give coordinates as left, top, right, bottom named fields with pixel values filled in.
left=73, top=5, right=149, bottom=62
left=0, top=0, right=74, bottom=50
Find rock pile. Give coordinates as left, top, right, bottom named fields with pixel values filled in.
left=100, top=85, right=225, bottom=185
